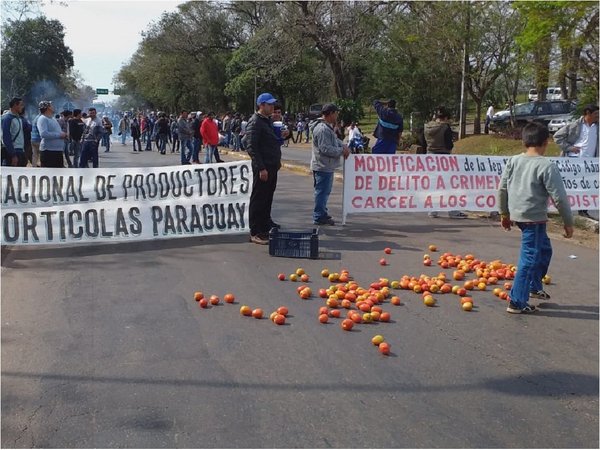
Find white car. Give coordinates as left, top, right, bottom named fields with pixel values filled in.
left=548, top=115, right=575, bottom=133
left=492, top=109, right=511, bottom=120
left=528, top=89, right=538, bottom=101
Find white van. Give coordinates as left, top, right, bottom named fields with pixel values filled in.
left=547, top=87, right=563, bottom=100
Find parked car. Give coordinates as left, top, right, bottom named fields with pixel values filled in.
left=489, top=100, right=576, bottom=131
left=547, top=87, right=563, bottom=101
left=308, top=104, right=323, bottom=120
left=528, top=89, right=538, bottom=101
left=548, top=115, right=576, bottom=133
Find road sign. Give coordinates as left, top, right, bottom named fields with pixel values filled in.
left=96, top=88, right=109, bottom=95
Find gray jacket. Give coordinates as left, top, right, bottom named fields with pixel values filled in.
left=177, top=118, right=194, bottom=139
left=554, top=117, right=599, bottom=157
left=310, top=119, right=344, bottom=172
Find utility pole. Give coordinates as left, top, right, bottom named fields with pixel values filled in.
left=459, top=1, right=470, bottom=140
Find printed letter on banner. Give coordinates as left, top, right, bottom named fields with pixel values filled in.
left=343, top=154, right=599, bottom=215
left=1, top=162, right=253, bottom=245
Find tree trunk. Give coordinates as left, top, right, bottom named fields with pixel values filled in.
left=327, top=53, right=349, bottom=99
left=568, top=45, right=582, bottom=99
left=534, top=36, right=552, bottom=101
left=473, top=98, right=482, bottom=135
left=558, top=44, right=569, bottom=99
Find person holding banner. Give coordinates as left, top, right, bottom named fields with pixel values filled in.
left=424, top=106, right=468, bottom=219
left=498, top=121, right=573, bottom=314
left=310, top=103, right=350, bottom=226
left=244, top=92, right=281, bottom=245
left=37, top=101, right=67, bottom=168
left=372, top=99, right=403, bottom=154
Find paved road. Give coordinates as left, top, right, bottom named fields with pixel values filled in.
left=2, top=143, right=598, bottom=448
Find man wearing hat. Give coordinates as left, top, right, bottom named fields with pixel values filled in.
left=244, top=92, right=282, bottom=245
left=309, top=103, right=350, bottom=225
left=372, top=98, right=403, bottom=154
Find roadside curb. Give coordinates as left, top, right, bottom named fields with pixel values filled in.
left=221, top=149, right=344, bottom=182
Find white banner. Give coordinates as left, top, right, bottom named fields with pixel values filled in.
left=1, top=161, right=252, bottom=245
left=343, top=154, right=599, bottom=222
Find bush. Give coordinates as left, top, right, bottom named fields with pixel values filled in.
left=335, top=99, right=364, bottom=126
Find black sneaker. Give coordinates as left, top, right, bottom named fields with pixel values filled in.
left=506, top=302, right=538, bottom=314
left=578, top=210, right=592, bottom=219
left=314, top=218, right=335, bottom=226
left=530, top=290, right=551, bottom=300
left=250, top=234, right=269, bottom=245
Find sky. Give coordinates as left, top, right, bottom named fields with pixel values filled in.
left=41, top=0, right=185, bottom=103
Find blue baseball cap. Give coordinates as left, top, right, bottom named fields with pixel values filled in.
left=256, top=92, right=277, bottom=106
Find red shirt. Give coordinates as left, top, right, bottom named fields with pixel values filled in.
left=200, top=118, right=219, bottom=145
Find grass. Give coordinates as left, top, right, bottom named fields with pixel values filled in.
left=453, top=134, right=561, bottom=157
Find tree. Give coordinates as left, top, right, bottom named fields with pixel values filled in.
left=115, top=1, right=239, bottom=112
left=0, top=0, right=67, bottom=23
left=1, top=17, right=74, bottom=106
left=515, top=1, right=599, bottom=101
left=466, top=2, right=522, bottom=134
left=369, top=2, right=464, bottom=120
left=281, top=1, right=388, bottom=100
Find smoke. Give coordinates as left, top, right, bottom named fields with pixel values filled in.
left=24, top=79, right=91, bottom=118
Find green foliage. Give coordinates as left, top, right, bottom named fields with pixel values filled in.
left=1, top=16, right=73, bottom=105
left=574, top=85, right=599, bottom=115
left=335, top=99, right=364, bottom=125
left=113, top=0, right=597, bottom=121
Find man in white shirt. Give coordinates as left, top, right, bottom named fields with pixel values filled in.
left=79, top=107, right=103, bottom=168
left=554, top=104, right=599, bottom=219
left=484, top=103, right=495, bottom=134
left=555, top=105, right=599, bottom=158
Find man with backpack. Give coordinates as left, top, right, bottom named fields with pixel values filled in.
left=1, top=97, right=28, bottom=167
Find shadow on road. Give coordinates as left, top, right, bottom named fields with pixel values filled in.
left=2, top=370, right=597, bottom=397
left=535, top=302, right=600, bottom=320
left=0, top=235, right=250, bottom=266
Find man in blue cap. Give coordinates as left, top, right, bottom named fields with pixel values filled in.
left=372, top=98, right=403, bottom=154
left=244, top=92, right=282, bottom=245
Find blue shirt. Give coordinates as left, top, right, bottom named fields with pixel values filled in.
left=1, top=112, right=25, bottom=155
left=373, top=100, right=403, bottom=142
left=37, top=115, right=64, bottom=151
left=31, top=114, right=41, bottom=143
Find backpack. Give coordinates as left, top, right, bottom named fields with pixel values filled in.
left=1, top=114, right=22, bottom=165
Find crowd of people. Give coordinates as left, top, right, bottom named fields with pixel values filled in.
left=0, top=99, right=333, bottom=169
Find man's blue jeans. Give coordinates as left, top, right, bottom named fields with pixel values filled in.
left=313, top=171, right=334, bottom=222
left=192, top=138, right=201, bottom=162
left=79, top=141, right=99, bottom=168
left=157, top=133, right=167, bottom=153
left=120, top=130, right=128, bottom=144
left=205, top=144, right=216, bottom=163
left=102, top=132, right=111, bottom=151
left=510, top=222, right=552, bottom=308
left=180, top=138, right=193, bottom=164
left=70, top=140, right=81, bottom=168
